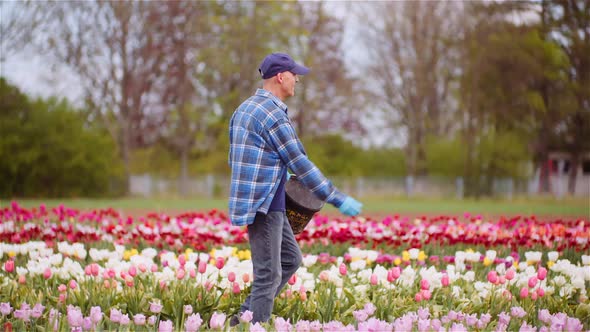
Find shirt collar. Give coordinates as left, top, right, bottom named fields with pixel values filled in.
left=255, top=89, right=288, bottom=113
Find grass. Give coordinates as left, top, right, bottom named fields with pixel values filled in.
left=2, top=195, right=588, bottom=218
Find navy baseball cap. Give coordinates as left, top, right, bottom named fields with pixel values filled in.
left=259, top=53, right=310, bottom=79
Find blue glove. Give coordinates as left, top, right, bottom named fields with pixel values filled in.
left=339, top=196, right=362, bottom=216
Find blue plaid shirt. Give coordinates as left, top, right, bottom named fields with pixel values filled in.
left=228, top=89, right=347, bottom=226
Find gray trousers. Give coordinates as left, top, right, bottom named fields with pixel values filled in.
left=239, top=211, right=302, bottom=323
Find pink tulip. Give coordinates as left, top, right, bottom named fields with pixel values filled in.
left=4, top=260, right=14, bottom=273
left=531, top=291, right=538, bottom=300
left=420, top=279, right=430, bottom=290
left=339, top=263, right=347, bottom=276
left=149, top=302, right=163, bottom=314
left=528, top=276, right=538, bottom=288
left=90, top=263, right=99, bottom=276
left=421, top=289, right=432, bottom=300
left=125, top=275, right=134, bottom=287
left=176, top=269, right=185, bottom=280
left=240, top=310, right=253, bottom=323
left=242, top=273, right=250, bottom=283
left=232, top=282, right=241, bottom=294
left=215, top=257, right=225, bottom=270
left=499, top=276, right=506, bottom=284
left=69, top=280, right=77, bottom=290
left=151, top=264, right=158, bottom=273
left=520, top=287, right=529, bottom=299
left=189, top=268, right=196, bottom=278
left=536, top=287, right=545, bottom=297
left=18, top=275, right=26, bottom=284
left=288, top=274, right=297, bottom=285
left=441, top=274, right=450, bottom=287
left=43, top=268, right=52, bottom=279
left=505, top=269, right=515, bottom=280
left=370, top=274, right=378, bottom=286
left=128, top=266, right=137, bottom=277
left=198, top=261, right=207, bottom=274
left=537, top=267, right=547, bottom=280
left=415, top=292, right=423, bottom=302
left=487, top=271, right=498, bottom=284
left=178, top=254, right=186, bottom=266
left=228, top=272, right=236, bottom=283
left=299, top=292, right=307, bottom=301
left=138, top=264, right=147, bottom=273
left=85, top=265, right=92, bottom=276
left=133, top=314, right=146, bottom=326
left=209, top=312, right=226, bottom=330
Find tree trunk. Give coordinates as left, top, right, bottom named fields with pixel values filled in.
left=179, top=148, right=189, bottom=197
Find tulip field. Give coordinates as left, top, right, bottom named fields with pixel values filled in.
left=1, top=201, right=589, bottom=331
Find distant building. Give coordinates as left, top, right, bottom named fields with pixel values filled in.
left=535, top=151, right=590, bottom=197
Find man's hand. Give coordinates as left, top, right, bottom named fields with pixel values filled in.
left=338, top=196, right=362, bottom=216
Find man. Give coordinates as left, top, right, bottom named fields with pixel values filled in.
left=228, top=52, right=363, bottom=324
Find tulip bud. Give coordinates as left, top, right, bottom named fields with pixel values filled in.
left=288, top=274, right=297, bottom=285
left=487, top=271, right=498, bottom=284
left=198, top=261, right=207, bottom=274
left=232, top=282, right=241, bottom=294
left=370, top=274, right=378, bottom=286
left=228, top=272, right=236, bottom=283
left=420, top=279, right=430, bottom=290
left=520, top=287, right=529, bottom=299
left=242, top=273, right=250, bottom=283
left=528, top=276, right=538, bottom=288
left=4, top=260, right=14, bottom=273
left=128, top=266, right=137, bottom=277
left=505, top=269, right=515, bottom=281
left=339, top=263, right=347, bottom=276
left=537, top=267, right=547, bottom=281
left=44, top=268, right=52, bottom=279
left=441, top=274, right=450, bottom=287
left=215, top=257, right=225, bottom=270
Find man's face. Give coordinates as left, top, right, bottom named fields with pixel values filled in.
left=278, top=71, right=299, bottom=98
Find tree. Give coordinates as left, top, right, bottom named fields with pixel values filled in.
left=289, top=1, right=365, bottom=140
left=457, top=1, right=572, bottom=197
left=356, top=1, right=460, bottom=176
left=26, top=1, right=174, bottom=193
left=0, top=78, right=121, bottom=197
left=541, top=0, right=590, bottom=194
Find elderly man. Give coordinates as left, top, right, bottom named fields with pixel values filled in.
left=228, top=52, right=362, bottom=324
